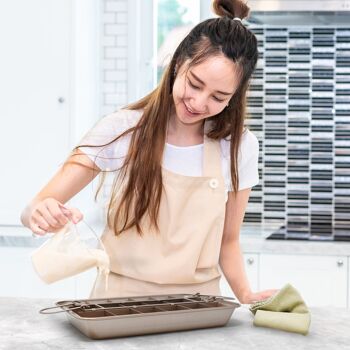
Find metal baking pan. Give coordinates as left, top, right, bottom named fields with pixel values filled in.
left=40, top=293, right=240, bottom=339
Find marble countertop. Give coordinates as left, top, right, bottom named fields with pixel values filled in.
left=1, top=297, right=349, bottom=350
left=240, top=236, right=350, bottom=256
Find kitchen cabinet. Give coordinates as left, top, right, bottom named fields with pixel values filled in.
left=1, top=245, right=349, bottom=309
left=75, top=269, right=97, bottom=299
left=0, top=0, right=72, bottom=226
left=220, top=253, right=259, bottom=299
left=0, top=247, right=76, bottom=299
left=0, top=246, right=98, bottom=299
left=75, top=253, right=261, bottom=300
left=259, top=253, right=348, bottom=307
left=348, top=257, right=350, bottom=308
left=0, top=246, right=259, bottom=300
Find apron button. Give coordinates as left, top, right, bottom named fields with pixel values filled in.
left=209, top=178, right=219, bottom=189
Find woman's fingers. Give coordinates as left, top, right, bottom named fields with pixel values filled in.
left=60, top=205, right=83, bottom=224
left=29, top=216, right=49, bottom=236
left=36, top=205, right=61, bottom=228
left=46, top=202, right=71, bottom=226
left=70, top=207, right=84, bottom=223
left=243, top=288, right=280, bottom=303
left=29, top=200, right=69, bottom=234
left=257, top=289, right=279, bottom=301
left=28, top=198, right=84, bottom=237
left=266, top=288, right=279, bottom=297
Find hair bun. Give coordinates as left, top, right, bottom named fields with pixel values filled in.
left=212, top=0, right=250, bottom=20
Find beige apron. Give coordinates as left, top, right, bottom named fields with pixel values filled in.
left=90, top=120, right=227, bottom=298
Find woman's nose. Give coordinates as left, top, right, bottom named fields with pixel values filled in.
left=190, top=93, right=207, bottom=113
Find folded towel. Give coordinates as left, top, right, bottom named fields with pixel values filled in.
left=249, top=283, right=311, bottom=335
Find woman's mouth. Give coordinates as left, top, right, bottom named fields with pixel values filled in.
left=183, top=101, right=203, bottom=117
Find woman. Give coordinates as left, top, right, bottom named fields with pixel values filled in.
left=20, top=0, right=278, bottom=303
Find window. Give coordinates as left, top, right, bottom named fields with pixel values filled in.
left=127, top=0, right=209, bottom=103
left=155, top=0, right=200, bottom=85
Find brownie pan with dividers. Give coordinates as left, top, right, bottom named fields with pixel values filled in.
left=39, top=292, right=241, bottom=339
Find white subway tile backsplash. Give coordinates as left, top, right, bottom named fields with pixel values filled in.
left=99, top=1, right=131, bottom=213
left=103, top=36, right=116, bottom=47
left=102, top=59, right=116, bottom=70
left=104, top=70, right=127, bottom=82
left=116, top=12, right=127, bottom=24
left=105, top=24, right=127, bottom=36
left=102, top=0, right=128, bottom=113
left=116, top=81, right=127, bottom=93
left=103, top=13, right=116, bottom=23
left=103, top=82, right=116, bottom=93
left=116, top=59, right=127, bottom=70
left=105, top=93, right=127, bottom=105
left=116, top=35, right=127, bottom=47
left=105, top=1, right=127, bottom=13
left=105, top=47, right=127, bottom=59
left=101, top=105, right=118, bottom=116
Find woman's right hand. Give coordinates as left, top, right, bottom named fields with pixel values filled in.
left=29, top=198, right=83, bottom=236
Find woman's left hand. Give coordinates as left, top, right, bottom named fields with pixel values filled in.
left=240, top=288, right=279, bottom=304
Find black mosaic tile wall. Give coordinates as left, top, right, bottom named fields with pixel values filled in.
left=244, top=25, right=350, bottom=240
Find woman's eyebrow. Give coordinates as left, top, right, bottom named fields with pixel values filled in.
left=189, top=71, right=233, bottom=95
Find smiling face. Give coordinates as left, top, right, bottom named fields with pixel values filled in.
left=171, top=54, right=241, bottom=125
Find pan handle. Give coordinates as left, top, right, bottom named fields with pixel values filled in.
left=39, top=302, right=80, bottom=314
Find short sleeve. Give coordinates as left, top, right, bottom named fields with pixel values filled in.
left=76, top=109, right=143, bottom=171
left=237, top=130, right=260, bottom=190
left=221, top=129, right=260, bottom=191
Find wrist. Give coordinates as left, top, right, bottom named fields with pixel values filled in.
left=237, top=289, right=253, bottom=304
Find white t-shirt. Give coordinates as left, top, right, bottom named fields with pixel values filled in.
left=77, top=109, right=260, bottom=197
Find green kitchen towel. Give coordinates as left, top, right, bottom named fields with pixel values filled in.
left=249, top=283, right=311, bottom=335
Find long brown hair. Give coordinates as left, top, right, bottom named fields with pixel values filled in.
left=70, top=0, right=258, bottom=236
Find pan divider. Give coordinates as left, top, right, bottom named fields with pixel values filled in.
left=73, top=308, right=118, bottom=318
left=80, top=303, right=113, bottom=316
left=104, top=309, right=120, bottom=317
left=129, top=307, right=143, bottom=314
left=72, top=294, right=228, bottom=317
left=156, top=303, right=193, bottom=312
left=130, top=305, right=166, bottom=314
left=96, top=306, right=143, bottom=316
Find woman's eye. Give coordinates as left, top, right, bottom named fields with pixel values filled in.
left=188, top=79, right=224, bottom=102
left=188, top=80, right=199, bottom=89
